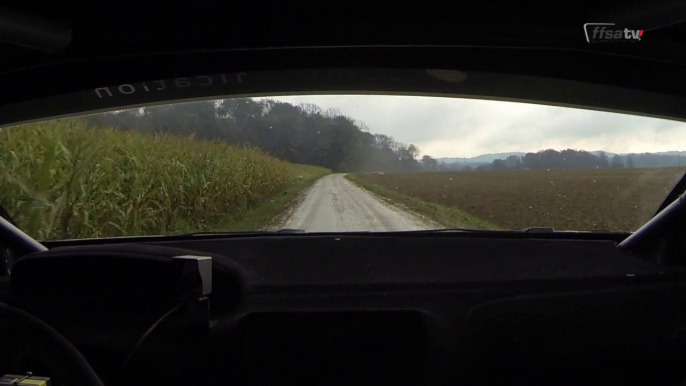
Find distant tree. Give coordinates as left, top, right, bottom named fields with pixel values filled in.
left=611, top=155, right=625, bottom=169
left=407, top=144, right=421, bottom=160
left=85, top=98, right=426, bottom=173
left=324, top=107, right=342, bottom=118
left=421, top=155, right=439, bottom=171
left=522, top=153, right=540, bottom=169
left=627, top=156, right=635, bottom=168
left=517, top=149, right=611, bottom=170
left=491, top=159, right=508, bottom=171
left=299, top=103, right=322, bottom=116
left=597, top=151, right=610, bottom=168
left=505, top=155, right=522, bottom=169
left=461, top=165, right=473, bottom=172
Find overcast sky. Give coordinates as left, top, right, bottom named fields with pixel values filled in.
left=267, top=95, right=686, bottom=158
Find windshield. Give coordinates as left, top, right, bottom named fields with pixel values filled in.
left=1, top=95, right=685, bottom=240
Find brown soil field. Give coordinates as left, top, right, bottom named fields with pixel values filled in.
left=349, top=168, right=686, bottom=232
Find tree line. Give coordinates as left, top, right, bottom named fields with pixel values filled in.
left=81, top=100, right=682, bottom=174
left=84, top=99, right=422, bottom=172
left=472, top=149, right=633, bottom=171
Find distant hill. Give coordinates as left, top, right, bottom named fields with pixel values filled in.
left=437, top=152, right=526, bottom=164
left=653, top=151, right=686, bottom=156
left=439, top=150, right=686, bottom=170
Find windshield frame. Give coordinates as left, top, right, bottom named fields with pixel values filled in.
left=2, top=68, right=686, bottom=240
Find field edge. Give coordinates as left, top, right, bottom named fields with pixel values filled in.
left=223, top=169, right=330, bottom=232
left=345, top=173, right=501, bottom=230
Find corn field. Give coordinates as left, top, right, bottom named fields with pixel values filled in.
left=0, top=119, right=329, bottom=240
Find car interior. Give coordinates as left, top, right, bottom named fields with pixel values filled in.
left=1, top=2, right=686, bottom=385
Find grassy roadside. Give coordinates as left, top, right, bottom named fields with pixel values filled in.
left=224, top=167, right=329, bottom=231
left=345, top=173, right=501, bottom=230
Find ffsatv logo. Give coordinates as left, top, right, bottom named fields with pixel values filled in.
left=584, top=23, right=644, bottom=43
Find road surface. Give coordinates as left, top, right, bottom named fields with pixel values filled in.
left=280, top=174, right=432, bottom=232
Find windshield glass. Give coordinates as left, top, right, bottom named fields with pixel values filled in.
left=1, top=95, right=685, bottom=240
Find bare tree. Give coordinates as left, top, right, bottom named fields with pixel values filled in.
left=299, top=103, right=322, bottom=116
left=407, top=144, right=421, bottom=160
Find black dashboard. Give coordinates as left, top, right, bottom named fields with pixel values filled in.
left=6, top=234, right=686, bottom=385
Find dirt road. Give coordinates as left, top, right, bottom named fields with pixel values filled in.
left=280, top=174, right=432, bottom=232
